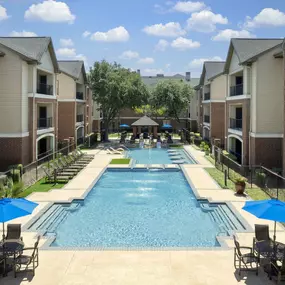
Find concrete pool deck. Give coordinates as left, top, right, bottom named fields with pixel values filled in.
left=2, top=146, right=282, bottom=284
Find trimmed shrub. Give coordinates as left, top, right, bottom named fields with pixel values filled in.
left=10, top=169, right=21, bottom=183
left=256, top=171, right=266, bottom=187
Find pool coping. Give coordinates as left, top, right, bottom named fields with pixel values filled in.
left=24, top=165, right=255, bottom=251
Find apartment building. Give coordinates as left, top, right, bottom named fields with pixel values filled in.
left=224, top=38, right=284, bottom=167
left=199, top=62, right=226, bottom=145
left=57, top=61, right=92, bottom=145
left=0, top=37, right=59, bottom=170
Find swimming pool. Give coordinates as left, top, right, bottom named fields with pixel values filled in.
left=128, top=148, right=195, bottom=164
left=29, top=170, right=245, bottom=248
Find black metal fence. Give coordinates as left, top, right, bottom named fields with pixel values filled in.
left=37, top=83, right=53, bottom=95
left=213, top=146, right=285, bottom=201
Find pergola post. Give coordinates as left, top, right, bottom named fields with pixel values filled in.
left=132, top=126, right=137, bottom=136
left=153, top=126, right=158, bottom=138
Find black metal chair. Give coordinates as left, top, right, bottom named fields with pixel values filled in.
left=13, top=236, right=40, bottom=277
left=233, top=235, right=259, bottom=276
left=5, top=224, right=22, bottom=242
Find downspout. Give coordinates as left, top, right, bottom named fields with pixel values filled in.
left=248, top=64, right=252, bottom=167
left=224, top=74, right=228, bottom=150
left=282, top=38, right=285, bottom=174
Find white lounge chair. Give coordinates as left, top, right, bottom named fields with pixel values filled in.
left=109, top=147, right=124, bottom=154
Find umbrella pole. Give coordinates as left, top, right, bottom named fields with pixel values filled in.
left=2, top=222, right=5, bottom=242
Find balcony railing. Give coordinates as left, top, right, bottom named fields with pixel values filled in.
left=204, top=92, right=210, bottom=101
left=76, top=114, right=84, bottom=122
left=38, top=117, right=53, bottom=129
left=76, top=92, right=84, bottom=100
left=230, top=118, right=242, bottom=130
left=230, top=84, right=243, bottom=96
left=229, top=150, right=242, bottom=164
left=204, top=115, right=210, bottom=123
left=37, top=83, right=53, bottom=95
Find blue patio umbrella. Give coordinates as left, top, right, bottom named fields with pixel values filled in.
left=242, top=199, right=285, bottom=242
left=162, top=124, right=172, bottom=129
left=0, top=198, right=38, bottom=241
left=119, top=124, right=130, bottom=128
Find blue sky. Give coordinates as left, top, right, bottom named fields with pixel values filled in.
left=1, top=0, right=285, bottom=77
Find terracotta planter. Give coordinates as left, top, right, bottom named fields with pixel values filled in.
left=235, top=181, right=246, bottom=195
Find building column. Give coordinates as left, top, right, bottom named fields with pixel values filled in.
left=153, top=126, right=158, bottom=138
left=132, top=126, right=137, bottom=136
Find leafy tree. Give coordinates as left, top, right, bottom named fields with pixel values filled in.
left=88, top=61, right=149, bottom=141
left=134, top=104, right=166, bottom=118
left=151, top=80, right=193, bottom=122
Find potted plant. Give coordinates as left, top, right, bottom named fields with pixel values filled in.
left=233, top=175, right=247, bottom=195
left=204, top=145, right=210, bottom=155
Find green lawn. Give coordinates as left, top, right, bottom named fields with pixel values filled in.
left=109, top=133, right=120, bottom=138
left=205, top=167, right=269, bottom=200
left=18, top=179, right=66, bottom=198
left=110, top=158, right=131, bottom=165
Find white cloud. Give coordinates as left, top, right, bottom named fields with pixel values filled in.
left=56, top=48, right=88, bottom=69
left=171, top=37, right=200, bottom=50
left=188, top=56, right=223, bottom=68
left=212, top=29, right=256, bottom=41
left=0, top=5, right=9, bottom=21
left=82, top=31, right=91, bottom=38
left=142, top=68, right=164, bottom=76
left=90, top=26, right=130, bottom=42
left=24, top=0, right=76, bottom=24
left=173, top=1, right=206, bottom=13
left=137, top=57, right=155, bottom=64
left=143, top=22, right=186, bottom=37
left=244, top=8, right=285, bottom=29
left=9, top=30, right=37, bottom=37
left=187, top=10, right=228, bottom=32
left=155, top=39, right=169, bottom=51
left=56, top=48, right=76, bottom=57
left=60, top=38, right=74, bottom=47
left=119, top=50, right=140, bottom=60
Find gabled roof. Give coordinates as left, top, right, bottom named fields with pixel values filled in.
left=58, top=60, right=87, bottom=82
left=131, top=115, right=159, bottom=126
left=224, top=38, right=283, bottom=72
left=0, top=37, right=59, bottom=72
left=199, top=61, right=225, bottom=85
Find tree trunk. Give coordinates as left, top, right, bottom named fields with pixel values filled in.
left=103, top=119, right=109, bottom=142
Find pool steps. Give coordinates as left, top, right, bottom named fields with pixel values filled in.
left=200, top=202, right=245, bottom=234
left=29, top=202, right=82, bottom=233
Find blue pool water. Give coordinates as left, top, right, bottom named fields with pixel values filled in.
left=33, top=170, right=244, bottom=248
left=128, top=148, right=194, bottom=164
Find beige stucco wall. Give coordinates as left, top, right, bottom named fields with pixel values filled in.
left=0, top=47, right=23, bottom=133
left=229, top=50, right=242, bottom=74
left=58, top=73, right=76, bottom=100
left=92, top=102, right=101, bottom=120
left=39, top=49, right=54, bottom=73
left=210, top=74, right=227, bottom=100
left=21, top=61, right=29, bottom=133
left=255, top=47, right=284, bottom=133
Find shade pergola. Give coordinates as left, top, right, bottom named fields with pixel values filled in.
left=131, top=116, right=159, bottom=137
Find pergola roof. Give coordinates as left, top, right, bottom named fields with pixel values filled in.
left=131, top=116, right=159, bottom=126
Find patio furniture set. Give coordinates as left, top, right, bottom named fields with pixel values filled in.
left=234, top=224, right=285, bottom=284
left=0, top=224, right=40, bottom=278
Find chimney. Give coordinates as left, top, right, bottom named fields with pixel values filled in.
left=137, top=69, right=141, bottom=75
left=186, top=71, right=191, bottom=81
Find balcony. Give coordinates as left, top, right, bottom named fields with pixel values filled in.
left=37, top=83, right=53, bottom=96
left=38, top=117, right=52, bottom=129
left=204, top=92, right=210, bottom=101
left=76, top=92, right=84, bottom=100
left=230, top=84, right=243, bottom=96
left=204, top=115, right=210, bottom=123
left=230, top=118, right=242, bottom=130
left=76, top=114, right=84, bottom=123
